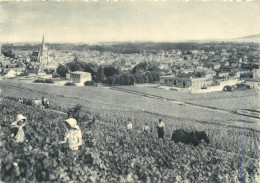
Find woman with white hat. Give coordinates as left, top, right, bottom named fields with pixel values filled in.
left=59, top=118, right=82, bottom=151
left=11, top=114, right=28, bottom=143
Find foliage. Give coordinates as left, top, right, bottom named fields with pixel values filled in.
left=1, top=48, right=15, bottom=58
left=66, top=61, right=98, bottom=78
left=241, top=73, right=253, bottom=79
left=45, top=79, right=55, bottom=84
left=104, top=66, right=118, bottom=78
left=106, top=73, right=135, bottom=86
left=0, top=99, right=259, bottom=183
left=132, top=61, right=159, bottom=74
left=64, top=82, right=76, bottom=86
left=34, top=79, right=54, bottom=84
left=84, top=81, right=95, bottom=86
left=1, top=83, right=259, bottom=158
left=34, top=79, right=45, bottom=83
left=56, top=64, right=68, bottom=78
left=19, top=72, right=29, bottom=76
left=97, top=66, right=106, bottom=83
left=223, top=85, right=232, bottom=92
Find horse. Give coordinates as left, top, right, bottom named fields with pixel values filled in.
left=67, top=104, right=95, bottom=127
left=171, top=129, right=209, bottom=146
left=33, top=99, right=45, bottom=109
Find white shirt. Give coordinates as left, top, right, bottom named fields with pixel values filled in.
left=64, top=129, right=82, bottom=150
left=143, top=125, right=150, bottom=132
left=157, top=122, right=165, bottom=128
left=127, top=123, right=133, bottom=130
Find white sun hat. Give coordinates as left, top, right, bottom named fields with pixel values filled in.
left=64, top=118, right=80, bottom=130
left=11, top=114, right=27, bottom=126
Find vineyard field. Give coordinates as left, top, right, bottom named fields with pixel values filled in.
left=113, top=85, right=259, bottom=112
left=0, top=99, right=259, bottom=182
left=0, top=80, right=259, bottom=131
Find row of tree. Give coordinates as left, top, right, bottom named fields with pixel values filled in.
left=56, top=60, right=160, bottom=86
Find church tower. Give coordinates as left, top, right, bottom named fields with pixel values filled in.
left=41, top=34, right=45, bottom=56
left=40, top=34, right=48, bottom=63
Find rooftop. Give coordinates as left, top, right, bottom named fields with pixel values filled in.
left=246, top=79, right=260, bottom=82
left=71, top=71, right=91, bottom=75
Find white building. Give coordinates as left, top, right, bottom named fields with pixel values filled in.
left=70, top=71, right=92, bottom=86
left=246, top=79, right=260, bottom=89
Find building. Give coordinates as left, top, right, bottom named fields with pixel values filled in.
left=70, top=71, right=92, bottom=86
left=31, top=35, right=48, bottom=63
left=253, top=69, right=260, bottom=79
left=160, top=74, right=207, bottom=89
left=40, top=35, right=48, bottom=63
left=31, top=51, right=40, bottom=62
left=218, top=71, right=230, bottom=78
left=246, top=79, right=260, bottom=89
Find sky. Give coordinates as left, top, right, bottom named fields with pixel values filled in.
left=0, top=1, right=259, bottom=43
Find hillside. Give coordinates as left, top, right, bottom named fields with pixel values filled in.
left=231, top=34, right=260, bottom=43
left=0, top=99, right=259, bottom=182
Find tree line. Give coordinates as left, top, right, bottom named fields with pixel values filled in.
left=56, top=59, right=160, bottom=86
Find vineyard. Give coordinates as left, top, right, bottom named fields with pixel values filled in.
left=0, top=98, right=260, bottom=182
left=112, top=85, right=259, bottom=112
left=1, top=81, right=259, bottom=130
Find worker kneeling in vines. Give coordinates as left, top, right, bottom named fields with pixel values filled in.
left=59, top=118, right=82, bottom=151
left=143, top=123, right=150, bottom=134
left=11, top=114, right=28, bottom=143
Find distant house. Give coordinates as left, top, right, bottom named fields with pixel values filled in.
left=70, top=71, right=92, bottom=86
left=246, top=79, right=260, bottom=89
left=218, top=71, right=230, bottom=78
left=195, top=65, right=203, bottom=70
left=212, top=63, right=221, bottom=70
left=31, top=52, right=40, bottom=62
left=252, top=69, right=260, bottom=79
left=160, top=74, right=207, bottom=89
left=203, top=62, right=220, bottom=70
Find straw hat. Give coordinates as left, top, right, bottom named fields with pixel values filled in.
left=11, top=114, right=26, bottom=126
left=64, top=118, right=80, bottom=130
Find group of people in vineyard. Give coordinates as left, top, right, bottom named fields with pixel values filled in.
left=10, top=112, right=166, bottom=153
left=10, top=114, right=83, bottom=152
left=127, top=118, right=166, bottom=141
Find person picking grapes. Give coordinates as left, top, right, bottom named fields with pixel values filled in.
left=126, top=118, right=133, bottom=132
left=59, top=118, right=82, bottom=151
left=143, top=123, right=150, bottom=134
left=156, top=119, right=165, bottom=142
left=11, top=114, right=28, bottom=143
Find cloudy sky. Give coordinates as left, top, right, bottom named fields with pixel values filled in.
left=0, top=1, right=259, bottom=43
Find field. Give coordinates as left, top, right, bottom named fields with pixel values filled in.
left=0, top=81, right=258, bottom=129
left=0, top=99, right=259, bottom=182
left=0, top=80, right=260, bottom=182
left=113, top=85, right=260, bottom=112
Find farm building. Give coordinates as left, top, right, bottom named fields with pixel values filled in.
left=160, top=74, right=207, bottom=89
left=70, top=71, right=92, bottom=86
left=245, top=79, right=260, bottom=89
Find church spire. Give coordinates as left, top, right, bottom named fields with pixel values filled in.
left=42, top=34, right=45, bottom=49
